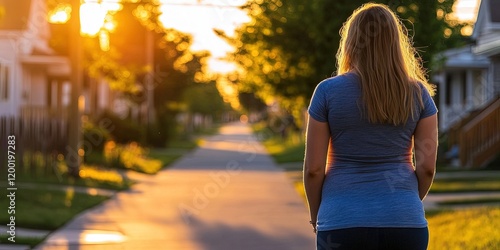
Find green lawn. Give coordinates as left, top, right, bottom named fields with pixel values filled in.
left=0, top=235, right=45, bottom=248
left=427, top=207, right=500, bottom=249
left=437, top=197, right=500, bottom=206
left=253, top=122, right=305, bottom=164
left=0, top=188, right=108, bottom=230
left=148, top=143, right=196, bottom=167
left=13, top=165, right=133, bottom=191
left=430, top=177, right=500, bottom=193
left=263, top=138, right=305, bottom=163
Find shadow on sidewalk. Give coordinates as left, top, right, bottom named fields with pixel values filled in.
left=187, top=217, right=313, bottom=250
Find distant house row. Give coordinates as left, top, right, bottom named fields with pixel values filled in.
left=433, top=0, right=499, bottom=168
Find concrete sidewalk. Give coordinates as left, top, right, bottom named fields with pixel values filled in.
left=34, top=122, right=315, bottom=250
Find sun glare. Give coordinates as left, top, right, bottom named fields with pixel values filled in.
left=157, top=0, right=249, bottom=73
left=49, top=4, right=71, bottom=24
left=453, top=0, right=480, bottom=22
left=208, top=58, right=237, bottom=74
left=48, top=0, right=247, bottom=72
left=80, top=2, right=107, bottom=36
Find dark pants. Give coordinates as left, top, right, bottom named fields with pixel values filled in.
left=317, top=227, right=428, bottom=250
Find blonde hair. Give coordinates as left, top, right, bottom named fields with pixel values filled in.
left=336, top=3, right=435, bottom=125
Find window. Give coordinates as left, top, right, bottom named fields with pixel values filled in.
left=461, top=71, right=467, bottom=105
left=445, top=73, right=452, bottom=105
left=0, top=64, right=10, bottom=101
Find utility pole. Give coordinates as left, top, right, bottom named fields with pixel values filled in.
left=67, top=0, right=83, bottom=177
left=146, top=28, right=155, bottom=125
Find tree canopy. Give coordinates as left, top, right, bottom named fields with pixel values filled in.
left=219, top=0, right=468, bottom=125
left=47, top=0, right=222, bottom=146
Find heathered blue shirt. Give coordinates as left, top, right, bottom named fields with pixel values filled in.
left=308, top=72, right=437, bottom=231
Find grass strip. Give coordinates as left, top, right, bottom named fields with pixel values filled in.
left=252, top=122, right=305, bottom=164
left=430, top=179, right=500, bottom=193
left=427, top=207, right=500, bottom=249
left=437, top=197, right=500, bottom=206
left=13, top=165, right=133, bottom=191
left=0, top=235, right=45, bottom=248
left=0, top=188, right=108, bottom=230
left=148, top=147, right=192, bottom=168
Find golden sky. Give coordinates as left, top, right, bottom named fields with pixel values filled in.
left=52, top=0, right=481, bottom=73
left=161, top=0, right=480, bottom=73
left=158, top=0, right=249, bottom=73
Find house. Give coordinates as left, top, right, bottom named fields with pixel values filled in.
left=0, top=0, right=71, bottom=119
left=0, top=0, right=122, bottom=121
left=433, top=0, right=500, bottom=168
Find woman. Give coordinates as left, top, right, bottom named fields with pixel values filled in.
left=303, top=3, right=438, bottom=250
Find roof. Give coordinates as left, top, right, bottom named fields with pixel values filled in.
left=436, top=45, right=490, bottom=70
left=0, top=0, right=32, bottom=30
left=472, top=0, right=500, bottom=39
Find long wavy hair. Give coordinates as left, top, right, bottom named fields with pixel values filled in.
left=336, top=3, right=435, bottom=125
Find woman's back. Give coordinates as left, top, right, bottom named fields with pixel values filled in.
left=308, top=72, right=437, bottom=231
left=303, top=3, right=438, bottom=249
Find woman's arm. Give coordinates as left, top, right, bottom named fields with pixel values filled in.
left=414, top=114, right=438, bottom=200
left=303, top=116, right=330, bottom=231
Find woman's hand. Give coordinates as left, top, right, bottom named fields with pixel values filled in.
left=310, top=220, right=318, bottom=234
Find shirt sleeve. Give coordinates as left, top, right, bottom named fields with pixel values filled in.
left=308, top=81, right=328, bottom=122
left=419, top=84, right=438, bottom=119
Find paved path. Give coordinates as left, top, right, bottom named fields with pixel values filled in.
left=34, top=122, right=315, bottom=250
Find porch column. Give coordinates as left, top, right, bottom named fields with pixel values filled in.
left=480, top=69, right=488, bottom=105
left=438, top=72, right=447, bottom=131
left=466, top=69, right=474, bottom=110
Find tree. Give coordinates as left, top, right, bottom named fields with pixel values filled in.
left=182, top=81, right=227, bottom=118
left=148, top=29, right=211, bottom=143
left=48, top=1, right=214, bottom=146
left=219, top=0, right=468, bottom=126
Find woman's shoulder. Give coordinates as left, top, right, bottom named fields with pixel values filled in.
left=317, top=72, right=359, bottom=90
left=412, top=81, right=436, bottom=100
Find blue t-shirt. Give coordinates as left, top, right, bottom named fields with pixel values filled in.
left=308, top=72, right=437, bottom=231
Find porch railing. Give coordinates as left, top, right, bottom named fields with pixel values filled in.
left=459, top=97, right=500, bottom=168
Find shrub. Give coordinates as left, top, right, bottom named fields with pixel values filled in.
left=97, top=110, right=144, bottom=144
left=145, top=121, right=168, bottom=148
left=82, top=120, right=110, bottom=165
left=83, top=120, right=111, bottom=151
left=104, top=141, right=163, bottom=174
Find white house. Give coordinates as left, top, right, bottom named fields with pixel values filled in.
left=0, top=0, right=120, bottom=120
left=433, top=0, right=500, bottom=168
left=0, top=0, right=72, bottom=118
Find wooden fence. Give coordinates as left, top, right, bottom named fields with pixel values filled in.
left=0, top=109, right=68, bottom=175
